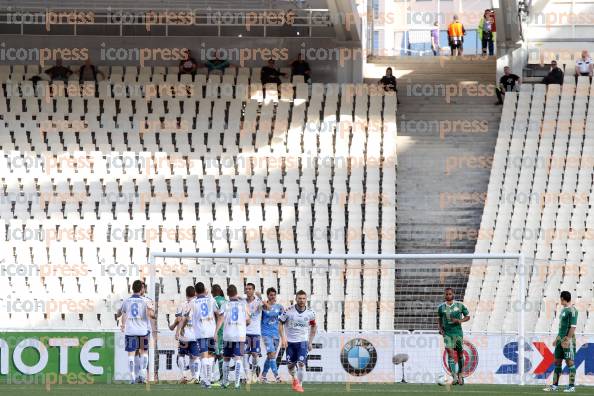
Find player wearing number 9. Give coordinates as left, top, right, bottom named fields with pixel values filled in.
left=187, top=282, right=220, bottom=388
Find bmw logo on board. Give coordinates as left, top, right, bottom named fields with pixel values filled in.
left=340, top=338, right=378, bottom=376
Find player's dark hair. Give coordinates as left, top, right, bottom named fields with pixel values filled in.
left=186, top=285, right=196, bottom=297
left=132, top=280, right=143, bottom=293
left=246, top=282, right=256, bottom=290
left=266, top=287, right=277, bottom=296
left=296, top=290, right=307, bottom=297
left=560, top=291, right=571, bottom=302
left=195, top=282, right=206, bottom=294
left=211, top=284, right=224, bottom=297
left=445, top=287, right=454, bottom=293
left=227, top=284, right=238, bottom=297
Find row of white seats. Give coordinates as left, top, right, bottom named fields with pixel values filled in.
left=466, top=80, right=594, bottom=334
left=1, top=81, right=391, bottom=101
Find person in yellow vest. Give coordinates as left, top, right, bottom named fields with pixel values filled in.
left=478, top=9, right=496, bottom=56
left=447, top=15, right=466, bottom=56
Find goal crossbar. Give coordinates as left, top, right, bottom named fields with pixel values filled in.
left=148, top=251, right=526, bottom=385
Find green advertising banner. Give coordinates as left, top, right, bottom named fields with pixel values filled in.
left=0, top=332, right=115, bottom=384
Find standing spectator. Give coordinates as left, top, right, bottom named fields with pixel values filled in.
left=478, top=9, right=495, bottom=56
left=45, top=58, right=72, bottom=82
left=78, top=58, right=104, bottom=83
left=575, top=50, right=593, bottom=77
left=178, top=49, right=198, bottom=77
left=542, top=60, right=564, bottom=85
left=290, top=53, right=311, bottom=82
left=447, top=15, right=466, bottom=56
left=261, top=59, right=286, bottom=84
left=206, top=49, right=232, bottom=74
left=431, top=22, right=440, bottom=56
left=495, top=66, right=520, bottom=105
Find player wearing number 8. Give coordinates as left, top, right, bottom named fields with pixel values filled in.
left=437, top=288, right=470, bottom=386
left=216, top=284, right=251, bottom=389
left=120, top=280, right=153, bottom=384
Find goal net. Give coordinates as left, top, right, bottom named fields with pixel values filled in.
left=143, top=252, right=529, bottom=385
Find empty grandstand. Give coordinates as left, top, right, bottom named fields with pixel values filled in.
left=1, top=0, right=594, bottom=390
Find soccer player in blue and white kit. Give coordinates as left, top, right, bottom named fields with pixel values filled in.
left=215, top=284, right=251, bottom=389
left=279, top=290, right=317, bottom=393
left=190, top=282, right=220, bottom=388
left=260, top=287, right=283, bottom=383
left=244, top=282, right=264, bottom=383
left=120, top=280, right=154, bottom=384
left=170, top=285, right=198, bottom=383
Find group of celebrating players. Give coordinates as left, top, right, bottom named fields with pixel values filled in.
left=118, top=279, right=317, bottom=392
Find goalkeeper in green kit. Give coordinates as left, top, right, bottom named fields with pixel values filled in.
left=437, top=287, right=470, bottom=385
left=544, top=291, right=577, bottom=393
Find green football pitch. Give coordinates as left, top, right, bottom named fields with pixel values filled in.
left=5, top=383, right=594, bottom=395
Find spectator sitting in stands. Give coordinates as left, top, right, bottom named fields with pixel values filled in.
left=379, top=67, right=400, bottom=104
left=291, top=53, right=311, bottom=82
left=45, top=58, right=72, bottom=82
left=575, top=50, right=593, bottom=77
left=495, top=66, right=520, bottom=105
left=179, top=49, right=199, bottom=77
left=261, top=59, right=286, bottom=84
left=206, top=50, right=232, bottom=74
left=379, top=67, right=397, bottom=92
left=78, top=58, right=104, bottom=83
left=542, top=60, right=564, bottom=85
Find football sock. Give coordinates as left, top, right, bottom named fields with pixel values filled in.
left=134, top=356, right=141, bottom=378
left=568, top=364, right=576, bottom=386
left=262, top=359, right=270, bottom=376
left=243, top=355, right=250, bottom=379
left=271, top=359, right=279, bottom=376
left=447, top=357, right=456, bottom=377
left=457, top=353, right=464, bottom=374
left=289, top=364, right=296, bottom=379
left=222, top=360, right=230, bottom=384
left=201, top=358, right=211, bottom=385
left=296, top=363, right=305, bottom=383
left=235, top=359, right=242, bottom=386
left=193, top=359, right=202, bottom=380
left=218, top=358, right=224, bottom=381
left=251, top=355, right=258, bottom=378
left=553, top=365, right=562, bottom=386
left=140, top=353, right=148, bottom=380
left=207, top=357, right=215, bottom=382
left=128, top=356, right=135, bottom=380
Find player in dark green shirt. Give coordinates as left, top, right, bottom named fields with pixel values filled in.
left=544, top=291, right=578, bottom=393
left=437, top=288, right=470, bottom=385
left=211, top=284, right=227, bottom=387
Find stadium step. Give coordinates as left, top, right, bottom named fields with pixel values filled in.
left=390, top=56, right=500, bottom=330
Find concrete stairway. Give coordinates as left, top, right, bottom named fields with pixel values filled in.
left=368, top=56, right=501, bottom=330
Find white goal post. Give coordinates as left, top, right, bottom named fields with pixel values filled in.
left=147, top=251, right=526, bottom=385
